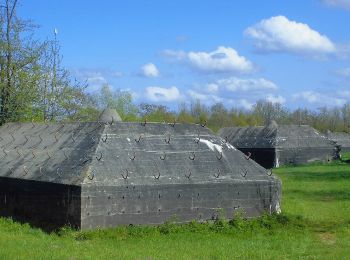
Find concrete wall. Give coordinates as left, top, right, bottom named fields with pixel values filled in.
left=0, top=178, right=81, bottom=230
left=80, top=181, right=281, bottom=230
left=276, top=147, right=337, bottom=166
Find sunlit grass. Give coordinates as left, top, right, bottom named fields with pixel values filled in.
left=0, top=153, right=349, bottom=259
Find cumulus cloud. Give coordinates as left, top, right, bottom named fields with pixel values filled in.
left=213, top=77, right=278, bottom=92
left=266, top=94, right=286, bottom=104
left=245, top=16, right=336, bottom=55
left=293, top=90, right=346, bottom=106
left=187, top=47, right=253, bottom=73
left=145, top=86, right=181, bottom=102
left=163, top=46, right=254, bottom=73
left=186, top=89, right=254, bottom=110
left=141, top=63, right=160, bottom=78
left=321, top=0, right=350, bottom=10
left=187, top=90, right=223, bottom=103
left=335, top=67, right=350, bottom=77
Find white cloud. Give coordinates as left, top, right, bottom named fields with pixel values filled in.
left=337, top=90, right=350, bottom=97
left=187, top=46, right=253, bottom=73
left=145, top=86, right=180, bottom=102
left=214, top=77, right=278, bottom=92
left=266, top=94, right=286, bottom=104
left=335, top=67, right=350, bottom=77
left=141, top=63, right=160, bottom=78
left=293, top=90, right=346, bottom=106
left=187, top=90, right=223, bottom=103
left=162, top=49, right=187, bottom=60
left=206, top=83, right=219, bottom=93
left=112, top=71, right=123, bottom=78
left=163, top=46, right=253, bottom=73
left=237, top=99, right=255, bottom=110
left=245, top=16, right=336, bottom=55
left=321, top=0, right=350, bottom=10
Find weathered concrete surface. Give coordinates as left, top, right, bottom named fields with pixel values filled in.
left=219, top=124, right=339, bottom=168
left=99, top=108, right=122, bottom=123
left=0, top=121, right=281, bottom=230
left=326, top=131, right=350, bottom=152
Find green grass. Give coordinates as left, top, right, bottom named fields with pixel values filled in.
left=1, top=154, right=350, bottom=259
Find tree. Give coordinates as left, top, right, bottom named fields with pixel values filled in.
left=0, top=0, right=44, bottom=123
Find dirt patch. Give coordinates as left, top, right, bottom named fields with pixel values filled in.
left=318, top=232, right=336, bottom=245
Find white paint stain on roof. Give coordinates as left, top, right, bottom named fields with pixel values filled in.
left=200, top=139, right=223, bottom=152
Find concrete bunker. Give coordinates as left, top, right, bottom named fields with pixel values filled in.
left=326, top=130, right=350, bottom=153
left=219, top=122, right=339, bottom=168
left=0, top=110, right=281, bottom=230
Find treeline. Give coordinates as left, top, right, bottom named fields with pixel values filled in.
left=0, top=0, right=349, bottom=134
left=85, top=85, right=350, bottom=134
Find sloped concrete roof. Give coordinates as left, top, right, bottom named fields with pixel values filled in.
left=0, top=122, right=274, bottom=186
left=219, top=124, right=336, bottom=149
left=326, top=131, right=350, bottom=149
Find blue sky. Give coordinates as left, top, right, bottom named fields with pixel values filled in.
left=19, top=0, right=350, bottom=110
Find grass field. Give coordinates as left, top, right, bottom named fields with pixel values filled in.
left=1, top=154, right=349, bottom=259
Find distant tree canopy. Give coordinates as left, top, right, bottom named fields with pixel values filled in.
left=0, top=0, right=349, bottom=135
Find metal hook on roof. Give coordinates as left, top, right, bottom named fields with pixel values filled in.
left=95, top=151, right=102, bottom=161
left=8, top=167, right=14, bottom=175
left=102, top=133, right=108, bottom=142
left=164, top=134, right=171, bottom=144
left=16, top=148, right=22, bottom=157
left=71, top=133, right=76, bottom=143
left=46, top=151, right=51, bottom=159
left=109, top=116, right=114, bottom=126
left=189, top=152, right=195, bottom=160
left=54, top=132, right=59, bottom=143
left=240, top=168, right=247, bottom=178
left=63, top=151, right=69, bottom=160
left=141, top=118, right=147, bottom=126
left=245, top=152, right=251, bottom=160
left=160, top=152, right=166, bottom=160
left=10, top=133, right=15, bottom=142
left=153, top=169, right=161, bottom=180
left=22, top=135, right=29, bottom=146
left=56, top=167, right=62, bottom=177
left=200, top=120, right=207, bottom=128
left=121, top=169, right=129, bottom=180
left=267, top=170, right=273, bottom=176
left=135, top=135, right=142, bottom=143
left=129, top=151, right=136, bottom=161
left=88, top=170, right=95, bottom=180
left=2, top=148, right=7, bottom=158
left=216, top=152, right=223, bottom=160
left=169, top=119, right=176, bottom=127
left=23, top=166, right=29, bottom=176
left=223, top=136, right=228, bottom=144
left=214, top=169, right=221, bottom=178
left=195, top=134, right=200, bottom=144
left=185, top=169, right=192, bottom=179
left=31, top=150, right=36, bottom=159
